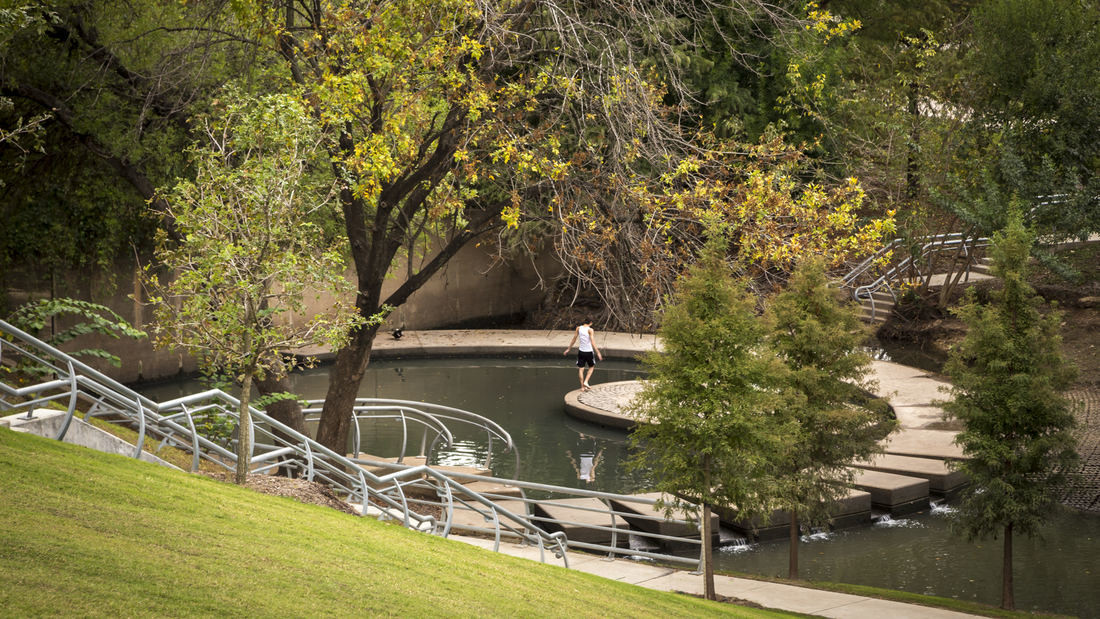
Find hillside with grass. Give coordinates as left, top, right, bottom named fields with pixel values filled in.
left=0, top=428, right=789, bottom=617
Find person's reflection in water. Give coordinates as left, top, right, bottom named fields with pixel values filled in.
left=567, top=435, right=603, bottom=485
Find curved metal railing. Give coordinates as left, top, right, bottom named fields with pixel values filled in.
left=0, top=318, right=568, bottom=560
left=842, top=232, right=990, bottom=320
left=1, top=318, right=712, bottom=569
left=300, top=398, right=520, bottom=478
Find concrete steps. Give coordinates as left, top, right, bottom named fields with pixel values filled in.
left=845, top=467, right=930, bottom=516
left=857, top=291, right=895, bottom=323
left=451, top=479, right=525, bottom=499
left=851, top=453, right=967, bottom=496
left=532, top=497, right=627, bottom=545
left=712, top=488, right=873, bottom=541
left=969, top=256, right=994, bottom=276
left=608, top=492, right=718, bottom=542
left=444, top=499, right=531, bottom=539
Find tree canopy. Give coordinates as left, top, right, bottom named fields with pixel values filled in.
left=765, top=257, right=894, bottom=579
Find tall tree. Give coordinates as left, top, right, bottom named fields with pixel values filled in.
left=627, top=226, right=793, bottom=600
left=940, top=209, right=1079, bottom=610
left=145, top=92, right=363, bottom=484
left=766, top=257, right=894, bottom=579
left=251, top=0, right=859, bottom=454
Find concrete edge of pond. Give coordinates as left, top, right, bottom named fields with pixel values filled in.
left=563, top=380, right=640, bottom=430
left=293, top=329, right=660, bottom=362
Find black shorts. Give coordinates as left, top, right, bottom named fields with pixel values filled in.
left=576, top=350, right=596, bottom=368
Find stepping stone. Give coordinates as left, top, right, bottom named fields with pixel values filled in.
left=713, top=505, right=790, bottom=541
left=714, top=488, right=872, bottom=540
left=828, top=488, right=873, bottom=530
left=451, top=480, right=525, bottom=499
left=348, top=453, right=492, bottom=477
left=608, top=492, right=718, bottom=541
left=845, top=467, right=929, bottom=516
left=532, top=497, right=627, bottom=545
left=882, top=429, right=965, bottom=461
left=851, top=453, right=966, bottom=495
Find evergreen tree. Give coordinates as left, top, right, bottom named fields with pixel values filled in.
left=627, top=227, right=793, bottom=600
left=766, top=258, right=895, bottom=579
left=941, top=210, right=1079, bottom=610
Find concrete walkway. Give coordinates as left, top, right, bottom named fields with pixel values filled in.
left=351, top=329, right=979, bottom=617
left=451, top=534, right=977, bottom=617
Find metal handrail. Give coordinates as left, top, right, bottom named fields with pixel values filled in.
left=1, top=318, right=716, bottom=569
left=843, top=233, right=990, bottom=320
left=0, top=319, right=567, bottom=559
left=302, top=397, right=520, bottom=478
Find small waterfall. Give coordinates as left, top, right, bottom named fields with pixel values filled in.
left=873, top=514, right=923, bottom=528
left=717, top=537, right=754, bottom=554
left=930, top=499, right=956, bottom=516
left=801, top=529, right=832, bottom=542
left=717, top=525, right=754, bottom=553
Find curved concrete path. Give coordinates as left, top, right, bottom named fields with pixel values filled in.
left=337, top=329, right=979, bottom=617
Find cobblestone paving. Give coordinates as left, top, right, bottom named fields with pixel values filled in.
left=576, top=381, right=644, bottom=416
left=1065, top=389, right=1100, bottom=513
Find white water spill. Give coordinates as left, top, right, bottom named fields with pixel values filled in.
left=873, top=515, right=923, bottom=528
left=801, top=530, right=833, bottom=542
left=718, top=540, right=755, bottom=554
left=930, top=500, right=956, bottom=516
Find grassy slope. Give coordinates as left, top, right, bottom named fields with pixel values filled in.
left=0, top=429, right=785, bottom=618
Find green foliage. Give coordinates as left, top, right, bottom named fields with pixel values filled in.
left=627, top=229, right=794, bottom=522
left=943, top=211, right=1079, bottom=538
left=146, top=90, right=363, bottom=379
left=0, top=1, right=259, bottom=276
left=145, top=90, right=367, bottom=481
left=940, top=210, right=1079, bottom=605
left=766, top=258, right=894, bottom=528
left=190, top=409, right=236, bottom=447
left=937, top=0, right=1100, bottom=240
left=6, top=297, right=145, bottom=367
left=0, top=4, right=53, bottom=164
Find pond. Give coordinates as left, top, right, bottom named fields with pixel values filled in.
left=138, top=356, right=1100, bottom=617
left=139, top=357, right=651, bottom=493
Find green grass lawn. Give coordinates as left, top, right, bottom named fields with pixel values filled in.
left=0, top=428, right=789, bottom=618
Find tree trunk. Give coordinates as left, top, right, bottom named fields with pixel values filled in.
left=254, top=369, right=305, bottom=477
left=906, top=82, right=920, bottom=203
left=255, top=371, right=305, bottom=432
left=788, top=511, right=800, bottom=580
left=235, top=371, right=253, bottom=485
left=702, top=455, right=715, bottom=600
left=1002, top=522, right=1015, bottom=610
left=315, top=322, right=380, bottom=454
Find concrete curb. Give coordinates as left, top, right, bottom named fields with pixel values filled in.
left=563, top=381, right=639, bottom=430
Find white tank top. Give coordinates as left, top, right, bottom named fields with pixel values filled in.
left=578, top=325, right=593, bottom=352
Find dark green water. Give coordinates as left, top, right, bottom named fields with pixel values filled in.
left=138, top=356, right=1100, bottom=617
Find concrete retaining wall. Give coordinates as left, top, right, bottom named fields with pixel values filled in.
left=4, top=240, right=558, bottom=383
left=1, top=409, right=176, bottom=469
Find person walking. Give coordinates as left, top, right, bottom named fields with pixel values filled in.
left=564, top=318, right=602, bottom=391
